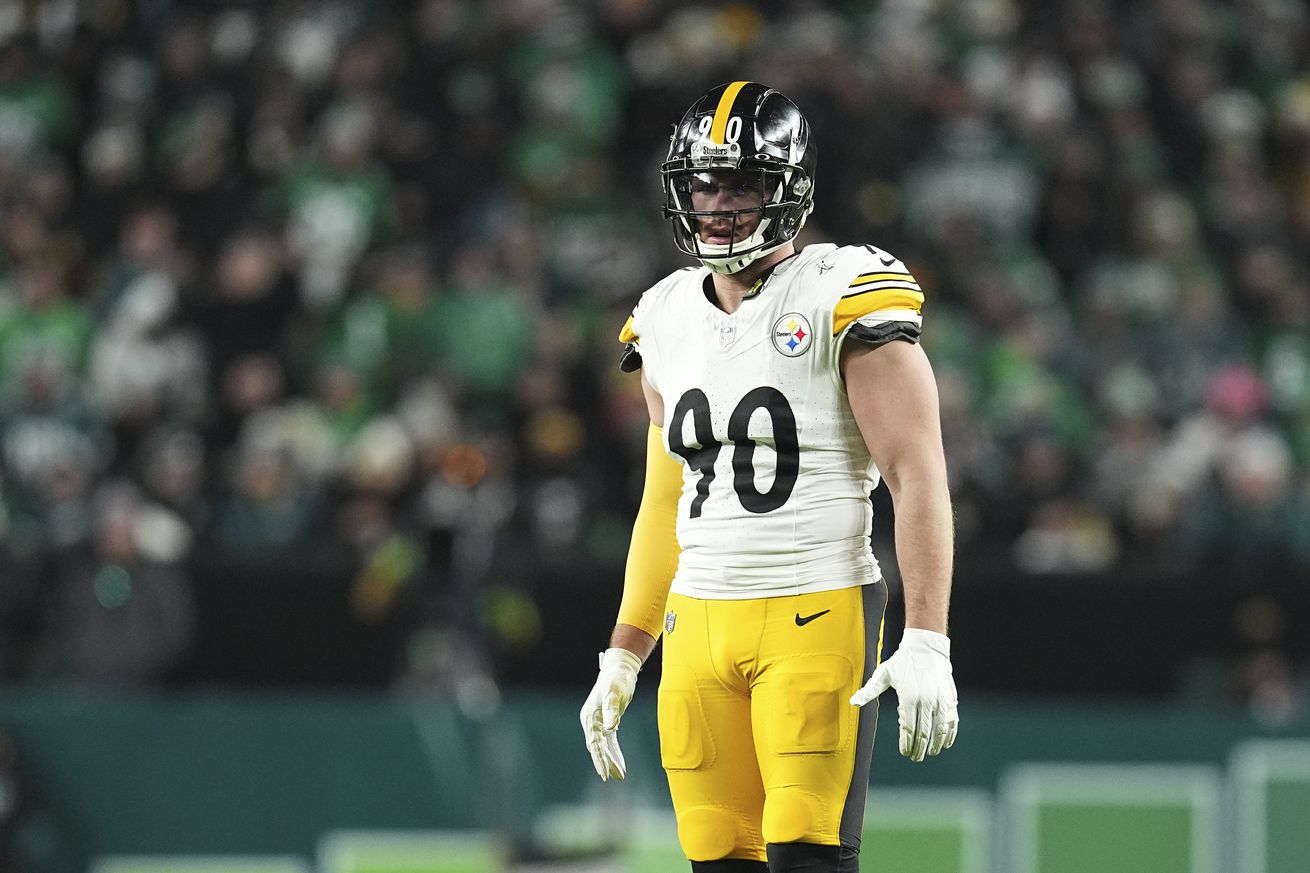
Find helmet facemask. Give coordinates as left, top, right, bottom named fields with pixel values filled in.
left=663, top=164, right=767, bottom=273
left=662, top=155, right=812, bottom=275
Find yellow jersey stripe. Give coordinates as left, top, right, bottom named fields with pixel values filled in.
left=849, top=271, right=917, bottom=288
left=710, top=81, right=750, bottom=144
left=832, top=288, right=925, bottom=335
left=841, top=283, right=921, bottom=300
left=619, top=315, right=638, bottom=344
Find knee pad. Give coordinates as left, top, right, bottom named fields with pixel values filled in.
left=765, top=842, right=845, bottom=873
left=761, top=786, right=826, bottom=845
left=691, top=861, right=769, bottom=873
left=678, top=805, right=749, bottom=861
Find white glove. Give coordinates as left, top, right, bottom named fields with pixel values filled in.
left=580, top=647, right=643, bottom=781
left=850, top=628, right=958, bottom=763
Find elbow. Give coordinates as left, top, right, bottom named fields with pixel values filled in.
left=880, top=456, right=949, bottom=504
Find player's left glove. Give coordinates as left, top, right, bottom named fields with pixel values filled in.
left=580, top=647, right=643, bottom=781
left=850, top=628, right=958, bottom=763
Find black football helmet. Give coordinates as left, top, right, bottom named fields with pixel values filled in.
left=662, top=81, right=816, bottom=274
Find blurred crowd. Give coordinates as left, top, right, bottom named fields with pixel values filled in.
left=0, top=0, right=1308, bottom=689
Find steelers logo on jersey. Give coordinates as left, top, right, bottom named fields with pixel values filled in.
left=772, top=312, right=813, bottom=357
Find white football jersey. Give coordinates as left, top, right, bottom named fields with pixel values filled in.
left=621, top=243, right=926, bottom=599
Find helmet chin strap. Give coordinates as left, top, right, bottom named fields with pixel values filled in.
left=702, top=245, right=776, bottom=275
left=695, top=216, right=779, bottom=274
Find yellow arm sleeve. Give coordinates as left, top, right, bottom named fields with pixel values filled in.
left=616, top=424, right=683, bottom=640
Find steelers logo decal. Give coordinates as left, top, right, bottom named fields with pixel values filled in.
left=772, top=313, right=813, bottom=357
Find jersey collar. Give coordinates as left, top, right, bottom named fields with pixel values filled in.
left=701, top=250, right=801, bottom=310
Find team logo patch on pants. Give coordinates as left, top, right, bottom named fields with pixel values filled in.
left=666, top=611, right=677, bottom=634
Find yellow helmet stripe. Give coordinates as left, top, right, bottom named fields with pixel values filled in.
left=710, top=81, right=750, bottom=144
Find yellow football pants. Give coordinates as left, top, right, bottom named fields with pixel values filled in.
left=658, top=582, right=887, bottom=862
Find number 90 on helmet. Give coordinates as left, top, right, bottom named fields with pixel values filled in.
left=661, top=81, right=817, bottom=275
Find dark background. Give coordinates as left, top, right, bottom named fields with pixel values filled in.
left=1, top=0, right=1307, bottom=708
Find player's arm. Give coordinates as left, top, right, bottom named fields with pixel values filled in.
left=582, top=371, right=681, bottom=781
left=843, top=338, right=959, bottom=762
left=610, top=373, right=675, bottom=662
left=843, top=340, right=952, bottom=633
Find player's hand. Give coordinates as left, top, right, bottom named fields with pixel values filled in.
left=850, top=628, right=958, bottom=763
left=580, top=647, right=643, bottom=781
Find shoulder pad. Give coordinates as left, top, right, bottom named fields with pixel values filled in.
left=617, top=310, right=642, bottom=372
left=832, top=245, right=923, bottom=337
left=618, top=315, right=638, bottom=344
left=616, top=266, right=700, bottom=370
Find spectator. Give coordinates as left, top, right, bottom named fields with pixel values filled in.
left=48, top=483, right=195, bottom=683
left=0, top=1, right=1306, bottom=687
left=212, top=447, right=313, bottom=554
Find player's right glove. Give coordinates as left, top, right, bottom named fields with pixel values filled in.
left=579, top=647, right=643, bottom=781
left=850, top=628, right=958, bottom=763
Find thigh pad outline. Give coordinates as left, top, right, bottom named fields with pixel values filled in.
left=763, top=654, right=854, bottom=755
left=658, top=664, right=715, bottom=771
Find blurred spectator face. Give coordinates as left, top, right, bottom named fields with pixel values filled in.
left=17, top=355, right=66, bottom=407
left=83, top=124, right=145, bottom=188
left=1177, top=273, right=1224, bottom=326
left=43, top=457, right=92, bottom=508
left=1204, top=364, right=1268, bottom=425
left=335, top=35, right=390, bottom=92
left=451, top=243, right=496, bottom=289
left=339, top=493, right=391, bottom=544
left=516, top=361, right=567, bottom=410
left=1164, top=50, right=1221, bottom=107
left=3, top=204, right=47, bottom=261
left=223, top=354, right=284, bottom=414
left=1235, top=244, right=1292, bottom=310
left=218, top=233, right=281, bottom=299
left=1219, top=431, right=1292, bottom=507
left=0, top=38, right=33, bottom=84
left=145, top=432, right=206, bottom=507
left=379, top=249, right=433, bottom=309
left=99, top=52, right=157, bottom=112
left=169, top=97, right=235, bottom=192
left=95, top=505, right=139, bottom=563
left=121, top=207, right=177, bottom=266
left=1016, top=435, right=1072, bottom=493
left=321, top=106, right=374, bottom=170
left=1132, top=190, right=1199, bottom=255
left=161, top=18, right=210, bottom=84
left=26, top=162, right=72, bottom=218
left=238, top=453, right=292, bottom=505
left=1268, top=282, right=1309, bottom=327
left=415, top=0, right=466, bottom=43
left=316, top=361, right=362, bottom=412
left=598, top=0, right=658, bottom=31
left=16, top=260, right=65, bottom=309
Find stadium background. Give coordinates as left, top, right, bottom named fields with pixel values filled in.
left=0, top=0, right=1306, bottom=871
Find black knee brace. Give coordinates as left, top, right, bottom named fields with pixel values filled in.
left=765, top=842, right=860, bottom=873
left=691, top=860, right=769, bottom=873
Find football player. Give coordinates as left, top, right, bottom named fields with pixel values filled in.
left=581, top=81, right=958, bottom=873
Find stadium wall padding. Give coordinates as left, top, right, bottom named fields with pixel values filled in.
left=0, top=689, right=1305, bottom=869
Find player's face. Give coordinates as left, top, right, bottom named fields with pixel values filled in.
left=688, top=171, right=769, bottom=245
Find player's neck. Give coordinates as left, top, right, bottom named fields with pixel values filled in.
left=709, top=244, right=796, bottom=315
